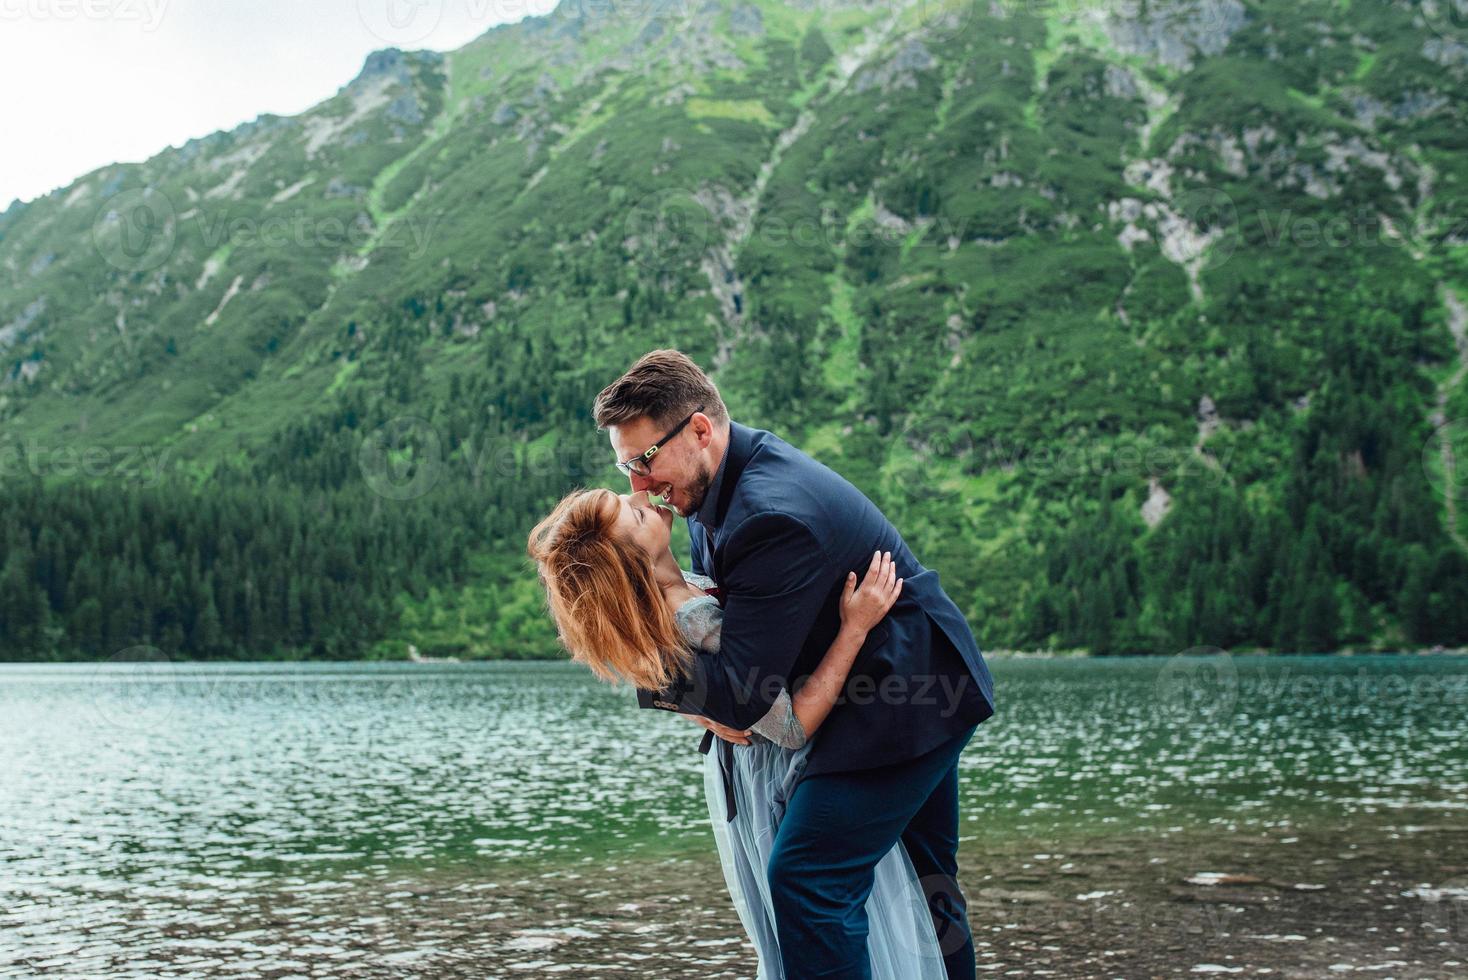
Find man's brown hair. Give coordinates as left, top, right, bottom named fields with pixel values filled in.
left=593, top=349, right=729, bottom=429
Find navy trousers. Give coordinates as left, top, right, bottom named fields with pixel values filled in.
left=766, top=722, right=978, bottom=980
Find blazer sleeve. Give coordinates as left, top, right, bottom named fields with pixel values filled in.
left=679, top=511, right=831, bottom=730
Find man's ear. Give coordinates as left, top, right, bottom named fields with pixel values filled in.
left=692, top=412, right=715, bottom=450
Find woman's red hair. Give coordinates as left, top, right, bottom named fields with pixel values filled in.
left=527, top=488, right=692, bottom=690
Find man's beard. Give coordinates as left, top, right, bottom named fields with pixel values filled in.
left=677, top=463, right=714, bottom=518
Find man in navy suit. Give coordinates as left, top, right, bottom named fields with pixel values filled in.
left=596, top=349, right=995, bottom=980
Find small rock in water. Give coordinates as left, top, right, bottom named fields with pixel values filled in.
left=1186, top=872, right=1265, bottom=886
left=1402, top=884, right=1468, bottom=900
left=504, top=934, right=560, bottom=952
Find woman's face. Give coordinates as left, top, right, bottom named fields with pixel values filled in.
left=614, top=489, right=675, bottom=558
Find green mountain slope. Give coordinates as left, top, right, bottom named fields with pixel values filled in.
left=2, top=0, right=1466, bottom=660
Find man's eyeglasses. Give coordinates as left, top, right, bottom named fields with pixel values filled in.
left=616, top=405, right=704, bottom=478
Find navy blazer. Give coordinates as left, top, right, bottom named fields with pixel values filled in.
left=655, top=420, right=995, bottom=778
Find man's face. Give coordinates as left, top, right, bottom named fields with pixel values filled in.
left=608, top=413, right=715, bottom=518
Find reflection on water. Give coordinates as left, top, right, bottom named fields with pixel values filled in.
left=980, top=655, right=1468, bottom=837
left=1, top=655, right=1464, bottom=975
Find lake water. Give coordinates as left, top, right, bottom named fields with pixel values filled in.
left=2, top=654, right=1465, bottom=976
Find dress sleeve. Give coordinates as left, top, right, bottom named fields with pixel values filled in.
left=746, top=689, right=807, bottom=749
left=673, top=595, right=723, bottom=654
left=672, top=587, right=807, bottom=749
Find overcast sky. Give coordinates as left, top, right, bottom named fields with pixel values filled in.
left=0, top=0, right=559, bottom=208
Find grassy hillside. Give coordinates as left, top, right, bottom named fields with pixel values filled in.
left=2, top=0, right=1466, bottom=660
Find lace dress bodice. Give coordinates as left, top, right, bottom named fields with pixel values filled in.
left=673, top=570, right=807, bottom=750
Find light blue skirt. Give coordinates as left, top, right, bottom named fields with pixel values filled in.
left=702, top=737, right=948, bottom=979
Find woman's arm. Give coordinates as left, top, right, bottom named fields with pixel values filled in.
left=786, top=550, right=902, bottom=740
left=674, top=553, right=902, bottom=748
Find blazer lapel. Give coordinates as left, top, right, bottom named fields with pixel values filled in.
left=697, top=421, right=757, bottom=588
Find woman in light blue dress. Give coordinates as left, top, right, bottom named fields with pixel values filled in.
left=529, top=488, right=948, bottom=979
